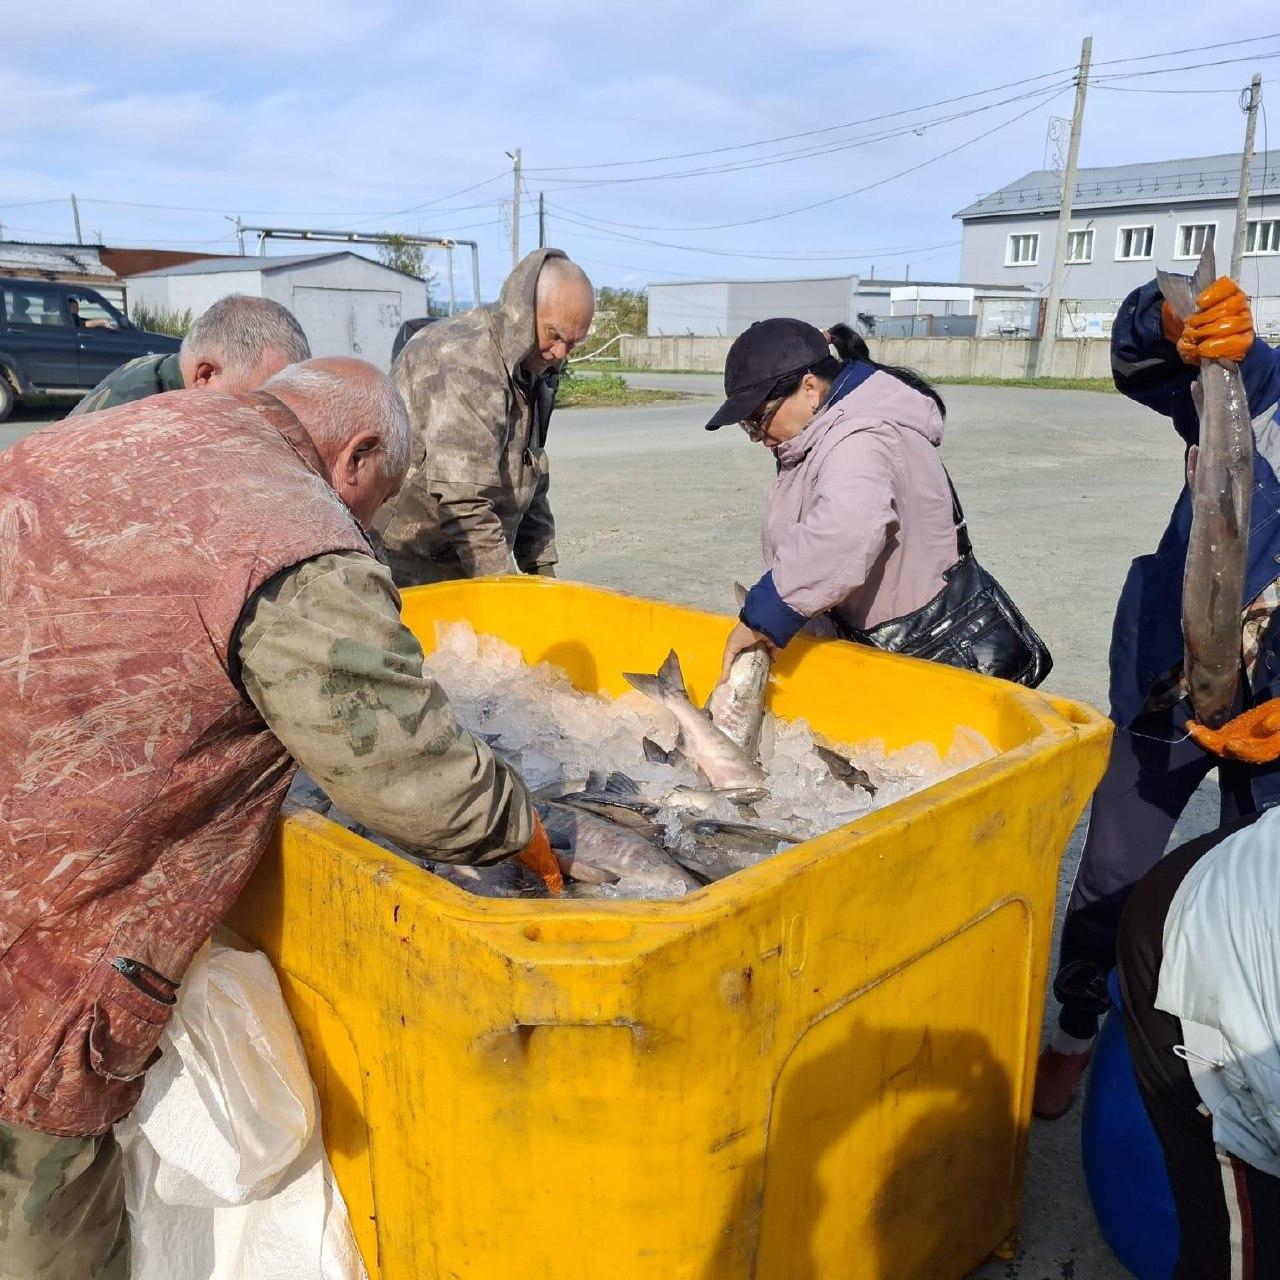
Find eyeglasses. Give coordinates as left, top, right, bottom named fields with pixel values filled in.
left=739, top=396, right=783, bottom=442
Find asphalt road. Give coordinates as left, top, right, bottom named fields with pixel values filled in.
left=553, top=377, right=1209, bottom=1280
left=8, top=380, right=1211, bottom=1279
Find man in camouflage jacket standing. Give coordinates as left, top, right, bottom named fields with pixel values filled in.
left=374, top=249, right=594, bottom=585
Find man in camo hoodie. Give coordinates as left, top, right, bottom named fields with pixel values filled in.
left=373, top=249, right=594, bottom=585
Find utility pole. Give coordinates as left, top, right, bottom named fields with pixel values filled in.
left=506, top=148, right=522, bottom=269
left=70, top=193, right=83, bottom=245
left=538, top=191, right=546, bottom=248
left=1231, top=74, right=1263, bottom=279
left=1036, top=35, right=1092, bottom=379
left=225, top=215, right=246, bottom=254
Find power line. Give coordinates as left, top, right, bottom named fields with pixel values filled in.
left=523, top=68, right=1078, bottom=176
left=550, top=87, right=1067, bottom=240
left=1091, top=32, right=1280, bottom=67
left=1093, top=49, right=1280, bottom=83
left=529, top=83, right=1074, bottom=192
left=557, top=220, right=961, bottom=262
left=0, top=172, right=511, bottom=221
left=521, top=33, right=1280, bottom=179
left=1093, top=83, right=1253, bottom=95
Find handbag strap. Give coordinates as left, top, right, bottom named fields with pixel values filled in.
left=942, top=467, right=973, bottom=558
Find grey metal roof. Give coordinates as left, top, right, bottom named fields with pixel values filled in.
left=955, top=150, right=1280, bottom=220
left=127, top=252, right=354, bottom=278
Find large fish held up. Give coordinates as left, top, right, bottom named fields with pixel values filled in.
left=1157, top=242, right=1254, bottom=729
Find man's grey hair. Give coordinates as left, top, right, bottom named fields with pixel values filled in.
left=181, top=294, right=311, bottom=369
left=535, top=256, right=593, bottom=307
left=262, top=361, right=411, bottom=481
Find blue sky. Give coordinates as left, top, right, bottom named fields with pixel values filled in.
left=3, top=1, right=1277, bottom=300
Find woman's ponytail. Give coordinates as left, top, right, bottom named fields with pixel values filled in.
left=825, top=322, right=871, bottom=364
left=826, top=321, right=947, bottom=419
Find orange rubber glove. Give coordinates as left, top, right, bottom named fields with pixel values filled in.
left=1161, top=300, right=1185, bottom=346
left=1175, top=277, right=1255, bottom=365
left=515, top=813, right=564, bottom=894
left=1188, top=698, right=1280, bottom=763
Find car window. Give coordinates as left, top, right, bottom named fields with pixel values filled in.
left=3, top=287, right=69, bottom=329
left=67, top=294, right=121, bottom=330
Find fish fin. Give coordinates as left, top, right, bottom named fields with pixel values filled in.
left=657, top=649, right=688, bottom=697
left=586, top=769, right=608, bottom=793
left=604, top=771, right=641, bottom=796
left=1192, top=240, right=1217, bottom=296
left=642, top=736, right=677, bottom=765
left=623, top=672, right=669, bottom=704
left=531, top=781, right=578, bottom=803
left=1186, top=443, right=1199, bottom=490
left=667, top=850, right=718, bottom=885
left=1156, top=268, right=1197, bottom=321
left=734, top=581, right=749, bottom=607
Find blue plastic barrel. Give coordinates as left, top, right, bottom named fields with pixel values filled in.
left=1081, top=971, right=1180, bottom=1279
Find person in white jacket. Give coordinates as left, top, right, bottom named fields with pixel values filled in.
left=1117, top=807, right=1280, bottom=1276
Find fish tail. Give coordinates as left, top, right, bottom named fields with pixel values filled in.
left=642, top=736, right=678, bottom=765
left=657, top=649, right=688, bottom=696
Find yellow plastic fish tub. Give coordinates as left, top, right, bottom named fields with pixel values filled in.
left=227, top=576, right=1111, bottom=1280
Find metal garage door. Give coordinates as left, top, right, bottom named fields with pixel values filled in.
left=290, top=286, right=402, bottom=370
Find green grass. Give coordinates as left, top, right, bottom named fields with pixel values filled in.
left=556, top=372, right=689, bottom=408
left=929, top=374, right=1117, bottom=393
left=569, top=360, right=710, bottom=375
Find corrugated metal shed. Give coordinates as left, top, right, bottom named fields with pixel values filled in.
left=0, top=241, right=115, bottom=282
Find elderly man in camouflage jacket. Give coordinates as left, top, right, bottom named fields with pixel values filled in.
left=374, top=248, right=595, bottom=585
left=0, top=358, right=552, bottom=1278
left=71, top=293, right=310, bottom=415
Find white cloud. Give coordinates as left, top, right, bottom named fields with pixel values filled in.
left=4, top=0, right=1277, bottom=295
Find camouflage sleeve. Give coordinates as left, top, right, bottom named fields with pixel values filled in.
left=394, top=349, right=518, bottom=577
left=512, top=451, right=558, bottom=574
left=237, top=551, right=534, bottom=863
left=68, top=355, right=169, bottom=417
left=430, top=481, right=519, bottom=577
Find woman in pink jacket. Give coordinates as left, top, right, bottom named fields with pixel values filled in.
left=709, top=318, right=958, bottom=677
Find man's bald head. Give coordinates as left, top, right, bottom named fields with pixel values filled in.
left=263, top=357, right=411, bottom=527
left=526, top=256, right=595, bottom=375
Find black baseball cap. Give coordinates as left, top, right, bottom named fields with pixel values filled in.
left=704, top=317, right=832, bottom=430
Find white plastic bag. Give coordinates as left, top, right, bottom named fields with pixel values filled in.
left=116, top=937, right=367, bottom=1280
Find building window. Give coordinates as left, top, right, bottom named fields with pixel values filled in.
left=1116, top=225, right=1155, bottom=261
left=1245, top=219, right=1280, bottom=255
left=1175, top=222, right=1217, bottom=259
left=1005, top=233, right=1039, bottom=266
left=1065, top=229, right=1094, bottom=264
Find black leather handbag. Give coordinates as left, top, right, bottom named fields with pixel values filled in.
left=835, top=472, right=1053, bottom=688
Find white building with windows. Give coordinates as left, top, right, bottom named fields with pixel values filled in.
left=956, top=151, right=1280, bottom=335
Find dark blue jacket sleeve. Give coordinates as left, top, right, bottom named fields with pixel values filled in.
left=1112, top=279, right=1280, bottom=445
left=741, top=571, right=808, bottom=648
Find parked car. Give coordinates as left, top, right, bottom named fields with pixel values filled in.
left=390, top=316, right=440, bottom=365
left=0, top=278, right=181, bottom=421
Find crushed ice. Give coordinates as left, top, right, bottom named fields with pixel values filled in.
left=293, top=622, right=997, bottom=896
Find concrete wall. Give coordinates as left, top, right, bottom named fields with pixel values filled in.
left=620, top=333, right=1112, bottom=380
left=960, top=199, right=1280, bottom=301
